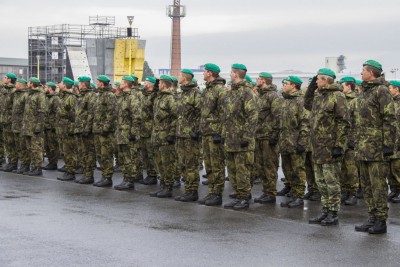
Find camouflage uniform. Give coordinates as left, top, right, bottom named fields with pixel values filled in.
left=74, top=88, right=97, bottom=178
left=200, top=77, right=226, bottom=195
left=0, top=84, right=17, bottom=166
left=389, top=94, right=400, bottom=194
left=44, top=93, right=61, bottom=166
left=222, top=81, right=258, bottom=199
left=356, top=77, right=396, bottom=221
left=92, top=86, right=116, bottom=180
left=176, top=81, right=202, bottom=192
left=304, top=83, right=350, bottom=212
left=152, top=90, right=177, bottom=188
left=279, top=90, right=310, bottom=199
left=253, top=84, right=280, bottom=195
left=21, top=87, right=47, bottom=170
left=132, top=86, right=144, bottom=174
left=0, top=87, right=5, bottom=165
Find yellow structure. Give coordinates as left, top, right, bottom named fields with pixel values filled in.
left=113, top=39, right=145, bottom=83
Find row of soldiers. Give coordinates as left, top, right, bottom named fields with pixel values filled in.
left=0, top=59, right=398, bottom=235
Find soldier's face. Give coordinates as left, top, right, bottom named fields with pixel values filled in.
left=3, top=77, right=10, bottom=83
left=256, top=77, right=263, bottom=87
left=203, top=70, right=211, bottom=81
left=316, top=75, right=328, bottom=88
left=389, top=85, right=399, bottom=96
left=15, top=82, right=22, bottom=90
left=361, top=66, right=373, bottom=81
left=342, top=83, right=351, bottom=94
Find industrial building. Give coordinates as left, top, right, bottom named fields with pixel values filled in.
left=0, top=57, right=28, bottom=80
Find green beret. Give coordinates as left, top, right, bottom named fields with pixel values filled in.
left=192, top=78, right=197, bottom=83
left=16, top=78, right=27, bottom=84
left=159, top=75, right=173, bottom=82
left=204, top=63, right=220, bottom=73
left=46, top=81, right=56, bottom=88
left=181, top=69, right=194, bottom=76
left=74, top=81, right=79, bottom=86
left=90, top=83, right=96, bottom=89
left=282, top=78, right=287, bottom=84
left=363, top=60, right=382, bottom=71
left=114, top=82, right=121, bottom=86
left=78, top=76, right=91, bottom=82
left=170, top=76, right=178, bottom=82
left=62, top=77, right=74, bottom=85
left=0, top=84, right=3, bottom=88
left=308, top=77, right=313, bottom=82
left=29, top=77, right=41, bottom=83
left=318, top=68, right=336, bottom=79
left=145, top=76, right=156, bottom=83
left=259, top=72, right=272, bottom=79
left=340, top=76, right=356, bottom=84
left=97, top=75, right=110, bottom=83
left=286, top=76, right=303, bottom=85
left=390, top=80, right=400, bottom=88
left=245, top=75, right=253, bottom=83
left=6, top=72, right=16, bottom=79
left=356, top=80, right=362, bottom=86
left=130, top=75, right=138, bottom=81
left=122, top=75, right=135, bottom=82
left=232, top=63, right=247, bottom=71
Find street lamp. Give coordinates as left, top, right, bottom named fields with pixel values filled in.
left=391, top=68, right=399, bottom=80
left=36, top=55, right=40, bottom=79
left=127, top=16, right=134, bottom=74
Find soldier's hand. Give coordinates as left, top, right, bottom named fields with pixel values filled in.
left=308, top=75, right=318, bottom=91
left=296, top=144, right=305, bottom=154
left=100, top=131, right=109, bottom=137
left=269, top=139, right=278, bottom=146
left=128, top=135, right=137, bottom=142
left=166, top=135, right=176, bottom=144
left=190, top=132, right=201, bottom=141
left=213, top=134, right=222, bottom=144
left=34, top=131, right=42, bottom=137
left=383, top=146, right=394, bottom=157
left=240, top=141, right=249, bottom=148
left=332, top=147, right=343, bottom=158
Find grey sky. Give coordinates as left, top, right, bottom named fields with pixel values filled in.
left=2, top=0, right=400, bottom=77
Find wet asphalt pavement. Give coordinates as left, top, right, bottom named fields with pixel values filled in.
left=0, top=163, right=400, bottom=267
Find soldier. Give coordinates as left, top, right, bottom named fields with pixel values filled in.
left=92, top=75, right=116, bottom=187
left=139, top=77, right=159, bottom=185
left=252, top=72, right=280, bottom=204
left=56, top=77, right=78, bottom=181
left=388, top=80, right=400, bottom=203
left=21, top=77, right=47, bottom=176
left=279, top=76, right=310, bottom=208
left=305, top=68, right=350, bottom=226
left=43, top=82, right=61, bottom=170
left=149, top=75, right=177, bottom=198
left=198, top=63, right=226, bottom=206
left=1, top=72, right=18, bottom=172
left=223, top=63, right=258, bottom=210
left=174, top=69, right=202, bottom=202
left=11, top=78, right=29, bottom=174
left=339, top=76, right=359, bottom=206
left=113, top=76, right=141, bottom=191
left=354, top=60, right=396, bottom=234
left=74, top=76, right=97, bottom=184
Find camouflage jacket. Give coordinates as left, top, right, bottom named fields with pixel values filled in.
left=115, top=91, right=141, bottom=145
left=140, top=89, right=157, bottom=138
left=222, top=80, right=258, bottom=152
left=0, top=84, right=16, bottom=125
left=356, top=77, right=396, bottom=161
left=56, top=90, right=78, bottom=136
left=391, top=94, right=400, bottom=159
left=176, top=82, right=201, bottom=138
left=151, top=90, right=177, bottom=147
left=304, top=83, right=350, bottom=164
left=255, top=85, right=280, bottom=141
left=21, top=88, right=47, bottom=136
left=45, top=93, right=61, bottom=130
left=279, top=90, right=310, bottom=154
left=132, top=86, right=143, bottom=101
left=92, top=87, right=116, bottom=134
left=74, top=88, right=97, bottom=134
left=345, top=91, right=358, bottom=150
left=200, top=77, right=226, bottom=136
left=11, top=88, right=28, bottom=133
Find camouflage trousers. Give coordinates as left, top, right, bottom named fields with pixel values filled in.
left=340, top=149, right=359, bottom=195
left=138, top=137, right=157, bottom=177
left=129, top=141, right=138, bottom=180
left=388, top=159, right=400, bottom=193
left=281, top=152, right=306, bottom=198
left=116, top=142, right=137, bottom=182
left=78, top=134, right=95, bottom=177
left=56, top=130, right=64, bottom=157
left=0, top=125, right=5, bottom=163
left=25, top=135, right=44, bottom=169
left=135, top=139, right=143, bottom=176
left=314, top=162, right=341, bottom=212
left=44, top=129, right=59, bottom=165
left=360, top=161, right=389, bottom=221
left=305, top=152, right=318, bottom=193
left=202, top=135, right=225, bottom=194
left=253, top=139, right=278, bottom=196
left=94, top=134, right=114, bottom=179
left=172, top=145, right=182, bottom=182
left=176, top=137, right=201, bottom=192
left=226, top=151, right=254, bottom=199
left=3, top=124, right=17, bottom=165
left=113, top=137, right=120, bottom=166
left=14, top=133, right=30, bottom=166
left=155, top=144, right=175, bottom=187
left=63, top=135, right=77, bottom=174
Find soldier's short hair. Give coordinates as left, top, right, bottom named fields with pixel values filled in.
left=160, top=80, right=172, bottom=88
left=31, top=82, right=40, bottom=88
left=260, top=77, right=272, bottom=85
left=288, top=81, right=301, bottom=90
left=99, top=81, right=109, bottom=87
left=64, top=82, right=73, bottom=89
left=181, top=73, right=193, bottom=82
left=320, top=75, right=335, bottom=84
left=125, top=81, right=133, bottom=88
left=133, top=80, right=138, bottom=86
left=82, top=81, right=90, bottom=89
left=365, top=65, right=382, bottom=78
left=9, top=77, right=16, bottom=84
left=345, top=82, right=356, bottom=91
left=209, top=71, right=219, bottom=79
left=232, top=68, right=246, bottom=79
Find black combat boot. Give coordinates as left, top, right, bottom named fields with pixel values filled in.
left=76, top=176, right=94, bottom=184
left=172, top=179, right=181, bottom=188
left=277, top=185, right=291, bottom=196
left=198, top=193, right=213, bottom=205
left=391, top=196, right=400, bottom=203
left=356, top=187, right=363, bottom=199
left=114, top=180, right=135, bottom=191
left=57, top=165, right=66, bottom=172
left=309, top=192, right=321, bottom=201
left=340, top=192, right=349, bottom=203
left=149, top=184, right=165, bottom=197
left=321, top=211, right=339, bottom=226
left=3, top=163, right=17, bottom=172
left=229, top=193, right=237, bottom=199
left=205, top=193, right=222, bottom=206
left=27, top=168, right=43, bottom=176
left=355, top=217, right=376, bottom=232
left=303, top=191, right=314, bottom=200
left=142, top=176, right=158, bottom=185
left=254, top=193, right=267, bottom=203
left=202, top=174, right=208, bottom=179
left=75, top=166, right=83, bottom=174
left=288, top=198, right=304, bottom=208
left=201, top=180, right=209, bottom=185
left=280, top=197, right=294, bottom=207
left=368, top=220, right=387, bottom=234
left=255, top=193, right=276, bottom=204
left=309, top=208, right=329, bottom=224
left=344, top=195, right=357, bottom=206
left=199, top=163, right=204, bottom=170
left=135, top=173, right=144, bottom=183
left=175, top=191, right=198, bottom=202
left=43, top=163, right=58, bottom=170
left=57, top=172, right=75, bottom=181
left=14, top=165, right=30, bottom=174
left=223, top=199, right=241, bottom=209
left=387, top=191, right=399, bottom=200
left=93, top=178, right=112, bottom=187
left=113, top=165, right=121, bottom=173
left=233, top=199, right=250, bottom=210
left=156, top=187, right=173, bottom=198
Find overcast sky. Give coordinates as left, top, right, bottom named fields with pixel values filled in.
left=2, top=0, right=400, bottom=78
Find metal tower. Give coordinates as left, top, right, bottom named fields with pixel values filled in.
left=167, top=0, right=186, bottom=77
